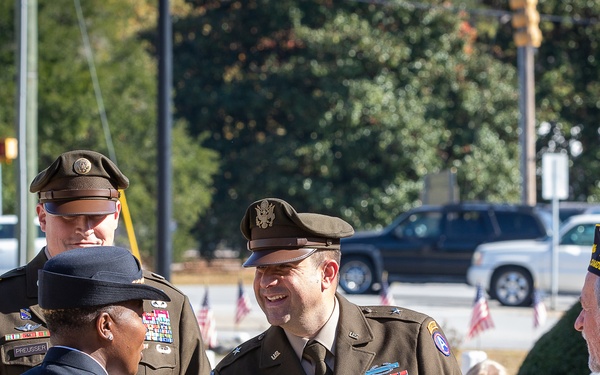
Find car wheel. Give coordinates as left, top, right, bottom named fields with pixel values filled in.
left=339, top=257, right=375, bottom=294
left=491, top=266, right=533, bottom=307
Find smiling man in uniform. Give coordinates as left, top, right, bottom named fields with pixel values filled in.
left=213, top=197, right=461, bottom=375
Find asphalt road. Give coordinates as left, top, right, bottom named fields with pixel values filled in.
left=177, top=281, right=579, bottom=355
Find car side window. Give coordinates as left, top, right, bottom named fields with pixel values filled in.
left=444, top=210, right=488, bottom=238
left=495, top=212, right=542, bottom=237
left=0, top=223, right=15, bottom=239
left=394, top=212, right=442, bottom=238
left=561, top=223, right=595, bottom=246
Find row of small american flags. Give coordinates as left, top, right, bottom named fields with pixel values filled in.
left=378, top=282, right=547, bottom=339
left=196, top=280, right=253, bottom=349
left=466, top=284, right=547, bottom=340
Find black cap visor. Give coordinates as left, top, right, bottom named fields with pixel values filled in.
left=243, top=248, right=317, bottom=267
left=44, top=200, right=117, bottom=216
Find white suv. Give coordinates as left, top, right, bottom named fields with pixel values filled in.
left=0, top=215, right=46, bottom=274
left=467, top=213, right=600, bottom=306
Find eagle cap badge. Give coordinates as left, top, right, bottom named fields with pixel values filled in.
left=73, top=158, right=92, bottom=175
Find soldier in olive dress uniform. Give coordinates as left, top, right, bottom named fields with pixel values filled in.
left=0, top=150, right=211, bottom=375
left=213, top=198, right=462, bottom=375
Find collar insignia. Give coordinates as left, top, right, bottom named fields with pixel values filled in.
left=391, top=308, right=401, bottom=315
left=271, top=350, right=280, bottom=360
left=232, top=346, right=241, bottom=355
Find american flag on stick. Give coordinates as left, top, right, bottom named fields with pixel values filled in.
left=379, top=278, right=396, bottom=306
left=467, top=284, right=495, bottom=339
left=235, top=279, right=252, bottom=325
left=196, top=287, right=217, bottom=349
left=533, top=289, right=547, bottom=328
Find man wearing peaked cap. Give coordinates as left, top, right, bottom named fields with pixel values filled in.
left=575, top=224, right=600, bottom=373
left=0, top=150, right=211, bottom=375
left=24, top=246, right=170, bottom=375
left=213, top=198, right=462, bottom=375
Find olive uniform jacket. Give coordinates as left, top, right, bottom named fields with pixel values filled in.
left=213, top=293, right=461, bottom=375
left=22, top=346, right=107, bottom=375
left=0, top=249, right=211, bottom=375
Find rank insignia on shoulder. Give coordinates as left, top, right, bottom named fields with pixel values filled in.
left=20, top=308, right=32, bottom=320
left=232, top=346, right=241, bottom=355
left=365, top=362, right=403, bottom=375
left=432, top=331, right=451, bottom=356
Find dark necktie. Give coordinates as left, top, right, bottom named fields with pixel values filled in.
left=303, top=341, right=333, bottom=375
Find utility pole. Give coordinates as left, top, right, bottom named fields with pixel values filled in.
left=157, top=0, right=173, bottom=280
left=509, top=0, right=542, bottom=206
left=15, top=0, right=38, bottom=265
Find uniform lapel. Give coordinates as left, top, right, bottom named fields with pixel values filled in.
left=258, top=326, right=306, bottom=375
left=26, top=249, right=48, bottom=299
left=334, top=294, right=376, bottom=375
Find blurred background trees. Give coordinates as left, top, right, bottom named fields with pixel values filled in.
left=0, top=0, right=599, bottom=260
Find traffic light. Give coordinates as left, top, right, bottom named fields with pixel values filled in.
left=0, top=138, right=18, bottom=162
left=509, top=0, right=542, bottom=47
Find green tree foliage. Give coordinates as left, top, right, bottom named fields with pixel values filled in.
left=0, top=0, right=218, bottom=262
left=482, top=0, right=600, bottom=202
left=173, top=0, right=522, bottom=252
left=518, top=301, right=588, bottom=374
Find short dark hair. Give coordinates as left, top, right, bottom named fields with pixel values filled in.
left=310, top=249, right=341, bottom=265
left=43, top=304, right=117, bottom=337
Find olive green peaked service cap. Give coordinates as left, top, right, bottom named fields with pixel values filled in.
left=30, top=150, right=129, bottom=216
left=240, top=198, right=354, bottom=267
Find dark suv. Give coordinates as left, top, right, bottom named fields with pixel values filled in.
left=339, top=202, right=551, bottom=294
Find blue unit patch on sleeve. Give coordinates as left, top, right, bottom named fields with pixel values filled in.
left=432, top=331, right=451, bottom=356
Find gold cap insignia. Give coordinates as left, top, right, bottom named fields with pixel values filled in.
left=255, top=199, right=275, bottom=229
left=73, top=158, right=92, bottom=175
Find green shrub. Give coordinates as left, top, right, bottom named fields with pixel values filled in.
left=518, top=301, right=588, bottom=374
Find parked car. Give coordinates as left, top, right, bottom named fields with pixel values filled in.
left=0, top=215, right=46, bottom=275
left=537, top=201, right=600, bottom=223
left=466, top=213, right=600, bottom=307
left=339, top=202, right=550, bottom=294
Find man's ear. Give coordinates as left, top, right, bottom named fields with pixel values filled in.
left=322, top=259, right=339, bottom=291
left=37, top=204, right=47, bottom=232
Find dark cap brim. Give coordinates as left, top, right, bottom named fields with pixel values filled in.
left=38, top=270, right=171, bottom=309
left=44, top=200, right=117, bottom=216
left=243, top=248, right=318, bottom=267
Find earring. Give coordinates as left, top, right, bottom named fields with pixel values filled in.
left=108, top=334, right=113, bottom=341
